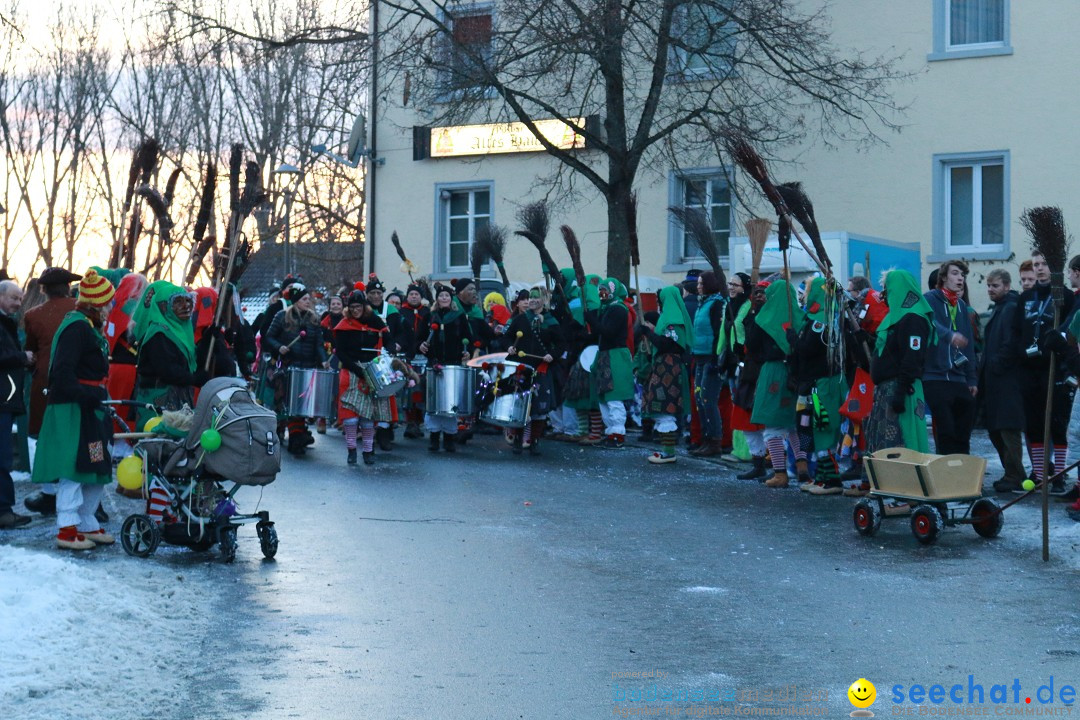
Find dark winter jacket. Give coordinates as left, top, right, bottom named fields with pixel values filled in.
left=922, top=289, right=977, bottom=386
left=423, top=308, right=473, bottom=366
left=507, top=312, right=564, bottom=370
left=0, top=312, right=28, bottom=415
left=265, top=309, right=327, bottom=368
left=1015, top=282, right=1078, bottom=378
left=398, top=304, right=431, bottom=359
left=334, top=314, right=387, bottom=377
left=47, top=314, right=109, bottom=407
left=870, top=314, right=929, bottom=394
left=978, top=290, right=1024, bottom=431
left=598, top=302, right=630, bottom=352
left=136, top=334, right=208, bottom=389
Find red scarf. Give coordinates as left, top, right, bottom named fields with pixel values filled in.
left=941, top=288, right=960, bottom=307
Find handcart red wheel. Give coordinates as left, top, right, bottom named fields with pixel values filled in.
left=910, top=504, right=943, bottom=545
left=852, top=499, right=882, bottom=537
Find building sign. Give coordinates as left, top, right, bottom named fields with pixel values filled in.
left=424, top=117, right=588, bottom=159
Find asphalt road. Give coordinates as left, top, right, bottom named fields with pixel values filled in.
left=167, top=429, right=1080, bottom=720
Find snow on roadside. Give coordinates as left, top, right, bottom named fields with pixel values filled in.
left=0, top=544, right=211, bottom=720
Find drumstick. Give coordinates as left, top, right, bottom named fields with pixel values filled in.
left=286, top=330, right=307, bottom=349
left=516, top=351, right=548, bottom=362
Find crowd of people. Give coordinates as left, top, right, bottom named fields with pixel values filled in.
left=2, top=252, right=1080, bottom=551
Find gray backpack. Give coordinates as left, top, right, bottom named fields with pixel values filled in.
left=182, top=377, right=281, bottom=486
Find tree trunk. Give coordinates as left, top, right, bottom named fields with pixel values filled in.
left=605, top=184, right=632, bottom=286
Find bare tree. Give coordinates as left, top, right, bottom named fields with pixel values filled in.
left=179, top=0, right=908, bottom=284
left=2, top=6, right=113, bottom=272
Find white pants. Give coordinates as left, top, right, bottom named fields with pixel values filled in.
left=57, top=479, right=104, bottom=532
left=653, top=414, right=678, bottom=433
left=599, top=401, right=627, bottom=436
left=424, top=414, right=458, bottom=435
left=744, top=430, right=766, bottom=457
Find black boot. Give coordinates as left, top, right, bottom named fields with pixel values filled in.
left=737, top=455, right=769, bottom=481
left=443, top=433, right=457, bottom=453
left=528, top=421, right=544, bottom=456
left=347, top=448, right=358, bottom=465
left=24, top=491, right=57, bottom=515
left=376, top=426, right=393, bottom=451
left=428, top=432, right=441, bottom=452
left=363, top=451, right=375, bottom=465
left=512, top=431, right=523, bottom=455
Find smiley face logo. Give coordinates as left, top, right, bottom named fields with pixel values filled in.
left=848, top=678, right=876, bottom=716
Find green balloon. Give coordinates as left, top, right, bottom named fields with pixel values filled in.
left=200, top=428, right=222, bottom=452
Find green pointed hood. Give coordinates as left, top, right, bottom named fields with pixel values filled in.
left=655, top=285, right=694, bottom=350
left=876, top=270, right=935, bottom=354
left=753, top=279, right=804, bottom=354
left=133, top=280, right=196, bottom=372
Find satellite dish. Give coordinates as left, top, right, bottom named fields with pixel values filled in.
left=346, top=114, right=367, bottom=164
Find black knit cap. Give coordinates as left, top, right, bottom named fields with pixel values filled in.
left=366, top=274, right=386, bottom=292
left=452, top=278, right=475, bottom=294
left=346, top=289, right=368, bottom=306
left=285, top=283, right=310, bottom=304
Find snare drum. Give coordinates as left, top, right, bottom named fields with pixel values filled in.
left=362, top=354, right=407, bottom=398
left=425, top=365, right=477, bottom=417
left=478, top=360, right=534, bottom=428
left=287, top=367, right=339, bottom=417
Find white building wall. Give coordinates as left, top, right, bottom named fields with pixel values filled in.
left=369, top=1, right=1079, bottom=309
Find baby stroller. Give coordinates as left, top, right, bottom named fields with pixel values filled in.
left=118, top=377, right=282, bottom=563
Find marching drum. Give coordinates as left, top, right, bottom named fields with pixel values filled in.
left=425, top=365, right=477, bottom=418
left=478, top=360, right=533, bottom=428
left=287, top=367, right=339, bottom=418
left=362, top=354, right=407, bottom=398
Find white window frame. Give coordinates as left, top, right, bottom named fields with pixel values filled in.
left=668, top=2, right=737, bottom=81
left=665, top=168, right=733, bottom=271
left=930, top=151, right=1010, bottom=262
left=436, top=2, right=497, bottom=100
left=433, top=181, right=493, bottom=276
left=929, top=0, right=1012, bottom=61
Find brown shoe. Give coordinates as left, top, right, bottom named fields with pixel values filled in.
left=116, top=484, right=143, bottom=499
left=764, top=471, right=790, bottom=488
left=578, top=434, right=603, bottom=446
left=691, top=439, right=723, bottom=457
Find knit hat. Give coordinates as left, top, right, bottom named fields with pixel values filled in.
left=366, top=274, right=386, bottom=292
left=453, top=278, right=475, bottom=295
left=77, top=269, right=115, bottom=306
left=285, top=283, right=309, bottom=305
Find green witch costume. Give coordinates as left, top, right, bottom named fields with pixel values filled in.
left=865, top=270, right=933, bottom=454
left=749, top=280, right=804, bottom=429
left=788, top=276, right=847, bottom=490
left=643, top=285, right=694, bottom=463
left=131, top=281, right=201, bottom=430
left=32, top=311, right=113, bottom=487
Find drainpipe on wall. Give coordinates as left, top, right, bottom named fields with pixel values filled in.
left=367, top=0, right=380, bottom=276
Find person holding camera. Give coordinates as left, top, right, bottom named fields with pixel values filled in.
left=922, top=260, right=978, bottom=455
left=1015, top=251, right=1078, bottom=492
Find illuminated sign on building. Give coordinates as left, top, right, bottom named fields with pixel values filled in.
left=414, top=117, right=591, bottom=159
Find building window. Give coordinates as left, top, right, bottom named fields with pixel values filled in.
left=931, top=151, right=1009, bottom=260
left=667, top=169, right=732, bottom=268
left=670, top=2, right=737, bottom=79
left=440, top=4, right=494, bottom=94
left=930, top=0, right=1011, bottom=61
left=435, top=183, right=492, bottom=273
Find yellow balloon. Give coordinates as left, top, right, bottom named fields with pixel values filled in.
left=116, top=456, right=144, bottom=491
left=143, top=416, right=162, bottom=433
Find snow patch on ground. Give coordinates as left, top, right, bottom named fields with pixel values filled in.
left=0, top=544, right=210, bottom=720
